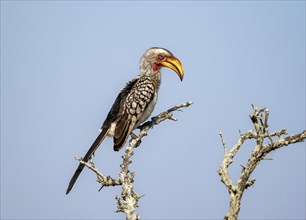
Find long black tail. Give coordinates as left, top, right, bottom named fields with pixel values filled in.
left=66, top=128, right=109, bottom=194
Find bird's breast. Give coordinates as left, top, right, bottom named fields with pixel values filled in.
left=136, top=90, right=158, bottom=128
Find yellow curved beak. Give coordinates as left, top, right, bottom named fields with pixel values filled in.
left=160, top=56, right=184, bottom=81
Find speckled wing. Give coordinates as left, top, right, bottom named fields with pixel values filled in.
left=113, top=76, right=156, bottom=151
left=100, top=77, right=139, bottom=130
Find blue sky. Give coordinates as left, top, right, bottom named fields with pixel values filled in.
left=1, top=1, right=305, bottom=219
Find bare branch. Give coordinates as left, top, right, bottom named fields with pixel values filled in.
left=76, top=102, right=193, bottom=220
left=115, top=101, right=193, bottom=219
left=219, top=132, right=227, bottom=155
left=219, top=105, right=305, bottom=220
left=75, top=157, right=121, bottom=187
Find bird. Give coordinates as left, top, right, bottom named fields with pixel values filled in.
left=66, top=47, right=184, bottom=194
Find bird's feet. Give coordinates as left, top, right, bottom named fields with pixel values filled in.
left=137, top=120, right=153, bottom=130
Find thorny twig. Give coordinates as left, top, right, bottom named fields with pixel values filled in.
left=218, top=105, right=306, bottom=220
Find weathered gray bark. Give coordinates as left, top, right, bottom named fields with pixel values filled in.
left=76, top=101, right=193, bottom=220
left=218, top=105, right=306, bottom=220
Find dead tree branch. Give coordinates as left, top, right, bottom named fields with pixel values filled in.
left=77, top=101, right=192, bottom=220
left=218, top=105, right=306, bottom=220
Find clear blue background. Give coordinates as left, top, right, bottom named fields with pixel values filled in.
left=1, top=1, right=305, bottom=219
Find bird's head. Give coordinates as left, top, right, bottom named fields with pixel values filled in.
left=140, top=47, right=184, bottom=81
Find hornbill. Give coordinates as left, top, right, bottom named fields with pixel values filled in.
left=66, top=47, right=184, bottom=194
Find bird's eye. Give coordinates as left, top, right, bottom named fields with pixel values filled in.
left=158, top=54, right=165, bottom=61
